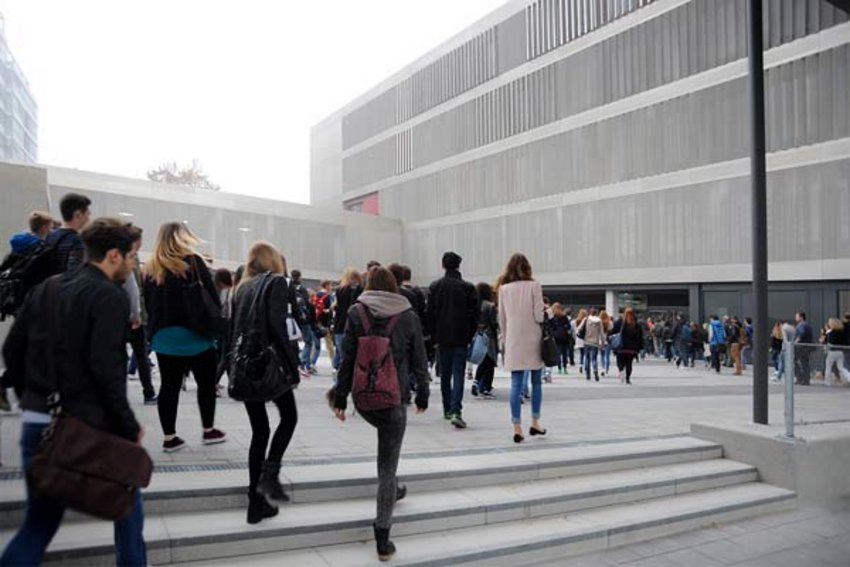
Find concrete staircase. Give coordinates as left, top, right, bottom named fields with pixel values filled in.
left=0, top=436, right=795, bottom=565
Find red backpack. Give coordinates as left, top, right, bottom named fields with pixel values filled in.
left=352, top=303, right=402, bottom=411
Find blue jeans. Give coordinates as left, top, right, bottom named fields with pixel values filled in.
left=310, top=330, right=322, bottom=367
left=1, top=423, right=147, bottom=566
left=439, top=346, right=467, bottom=415
left=584, top=346, right=599, bottom=378
left=299, top=325, right=317, bottom=369
left=511, top=369, right=542, bottom=424
left=333, top=333, right=344, bottom=370
left=600, top=346, right=611, bottom=373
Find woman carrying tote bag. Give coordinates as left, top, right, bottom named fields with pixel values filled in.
left=143, top=222, right=226, bottom=453
left=229, top=242, right=301, bottom=524
left=496, top=253, right=547, bottom=443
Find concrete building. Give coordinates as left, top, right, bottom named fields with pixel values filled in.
left=0, top=16, right=37, bottom=163
left=311, top=0, right=850, bottom=323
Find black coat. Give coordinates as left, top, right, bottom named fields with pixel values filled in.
left=426, top=270, right=478, bottom=348
left=332, top=284, right=362, bottom=334
left=612, top=319, right=644, bottom=354
left=3, top=265, right=140, bottom=441
left=229, top=273, right=300, bottom=401
left=335, top=304, right=430, bottom=410
left=143, top=254, right=221, bottom=340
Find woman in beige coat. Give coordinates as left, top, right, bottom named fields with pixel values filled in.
left=497, top=253, right=547, bottom=443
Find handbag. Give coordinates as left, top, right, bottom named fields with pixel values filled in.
left=28, top=276, right=153, bottom=521
left=541, top=312, right=560, bottom=367
left=229, top=273, right=300, bottom=402
left=183, top=256, right=226, bottom=338
left=467, top=330, right=490, bottom=365
left=609, top=331, right=623, bottom=352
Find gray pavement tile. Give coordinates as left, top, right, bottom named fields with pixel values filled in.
left=661, top=548, right=726, bottom=567
left=692, top=540, right=763, bottom=565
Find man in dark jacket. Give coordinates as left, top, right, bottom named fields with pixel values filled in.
left=45, top=192, right=91, bottom=274
left=291, top=270, right=318, bottom=377
left=1, top=217, right=146, bottom=566
left=426, top=252, right=477, bottom=429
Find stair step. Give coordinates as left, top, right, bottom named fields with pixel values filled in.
left=4, top=458, right=758, bottom=565
left=0, top=435, right=722, bottom=527
left=173, top=483, right=797, bottom=567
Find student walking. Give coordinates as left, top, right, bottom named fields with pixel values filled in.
left=551, top=303, right=571, bottom=375
left=472, top=282, right=499, bottom=397
left=143, top=222, right=226, bottom=453
left=333, top=267, right=430, bottom=562
left=496, top=253, right=547, bottom=443
left=823, top=318, right=850, bottom=385
left=427, top=252, right=478, bottom=429
left=229, top=242, right=301, bottom=524
left=332, top=267, right=363, bottom=370
left=578, top=308, right=605, bottom=381
left=1, top=218, right=147, bottom=566
left=612, top=308, right=643, bottom=384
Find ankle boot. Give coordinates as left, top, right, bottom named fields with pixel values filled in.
left=257, top=461, right=289, bottom=503
left=373, top=523, right=396, bottom=561
left=247, top=490, right=278, bottom=524
left=396, top=484, right=407, bottom=502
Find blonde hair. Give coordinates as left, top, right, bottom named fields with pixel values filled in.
left=241, top=241, right=285, bottom=287
left=339, top=266, right=362, bottom=287
left=576, top=308, right=588, bottom=325
left=552, top=302, right=565, bottom=317
left=145, top=222, right=202, bottom=283
left=828, top=318, right=845, bottom=332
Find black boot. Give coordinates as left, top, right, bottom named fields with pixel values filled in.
left=257, top=461, right=289, bottom=503
left=396, top=484, right=407, bottom=502
left=247, top=490, right=278, bottom=524
left=373, top=523, right=396, bottom=562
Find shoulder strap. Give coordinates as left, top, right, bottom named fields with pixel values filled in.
left=385, top=313, right=402, bottom=336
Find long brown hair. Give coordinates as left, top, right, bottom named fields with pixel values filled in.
left=364, top=267, right=398, bottom=293
left=495, top=253, right=533, bottom=292
left=623, top=307, right=637, bottom=326
left=144, top=222, right=202, bottom=283
left=240, top=241, right=285, bottom=288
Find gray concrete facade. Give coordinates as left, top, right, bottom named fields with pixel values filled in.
left=0, top=18, right=37, bottom=163
left=311, top=0, right=850, bottom=320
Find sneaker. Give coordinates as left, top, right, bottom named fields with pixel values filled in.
left=444, top=411, right=453, bottom=420
left=482, top=391, right=496, bottom=399
left=471, top=382, right=479, bottom=397
left=202, top=428, right=227, bottom=445
left=309, top=367, right=319, bottom=375
left=163, top=436, right=187, bottom=453
left=143, top=394, right=158, bottom=405
left=298, top=368, right=312, bottom=379
left=451, top=414, right=467, bottom=429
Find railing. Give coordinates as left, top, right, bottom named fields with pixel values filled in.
left=781, top=342, right=850, bottom=439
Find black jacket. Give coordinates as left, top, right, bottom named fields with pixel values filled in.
left=400, top=284, right=427, bottom=333
left=230, top=273, right=300, bottom=401
left=612, top=319, right=644, bottom=354
left=46, top=228, right=84, bottom=274
left=3, top=265, right=140, bottom=441
left=143, top=254, right=221, bottom=340
left=291, top=281, right=315, bottom=325
left=332, top=284, right=363, bottom=334
left=426, top=270, right=478, bottom=348
left=335, top=303, right=430, bottom=411
left=478, top=300, right=499, bottom=361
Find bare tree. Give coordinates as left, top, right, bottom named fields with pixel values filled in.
left=147, top=160, right=221, bottom=191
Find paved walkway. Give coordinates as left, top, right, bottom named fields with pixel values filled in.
left=1, top=355, right=847, bottom=471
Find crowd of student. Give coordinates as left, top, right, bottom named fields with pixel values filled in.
left=1, top=192, right=848, bottom=564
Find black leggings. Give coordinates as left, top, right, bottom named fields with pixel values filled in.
left=616, top=353, right=636, bottom=381
left=358, top=405, right=407, bottom=529
left=156, top=348, right=218, bottom=436
left=475, top=356, right=496, bottom=393
left=556, top=341, right=569, bottom=370
left=245, top=389, right=298, bottom=493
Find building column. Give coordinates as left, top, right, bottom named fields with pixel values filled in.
left=689, top=284, right=701, bottom=323
left=605, top=290, right=619, bottom=315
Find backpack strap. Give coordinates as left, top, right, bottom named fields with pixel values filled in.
left=355, top=303, right=372, bottom=334
left=385, top=313, right=402, bottom=336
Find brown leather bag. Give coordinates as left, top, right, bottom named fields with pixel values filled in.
left=28, top=276, right=153, bottom=521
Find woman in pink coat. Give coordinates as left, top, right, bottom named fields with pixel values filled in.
left=497, top=253, right=547, bottom=443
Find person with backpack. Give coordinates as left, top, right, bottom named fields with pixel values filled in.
left=143, top=222, right=226, bottom=453
left=0, top=211, right=59, bottom=321
left=551, top=303, right=571, bottom=375
left=290, top=270, right=318, bottom=378
left=574, top=308, right=587, bottom=373
left=229, top=242, right=301, bottom=524
left=426, top=251, right=477, bottom=429
left=708, top=315, right=727, bottom=373
left=496, top=253, right=547, bottom=443
left=332, top=267, right=430, bottom=562
left=332, top=267, right=363, bottom=371
left=46, top=192, right=91, bottom=274
left=1, top=218, right=147, bottom=566
left=577, top=308, right=605, bottom=381
left=471, top=282, right=499, bottom=398
left=728, top=317, right=745, bottom=375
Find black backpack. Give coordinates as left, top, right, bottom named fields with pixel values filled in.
left=293, top=284, right=311, bottom=323
left=0, top=234, right=71, bottom=321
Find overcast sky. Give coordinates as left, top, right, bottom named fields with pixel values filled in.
left=0, top=0, right=507, bottom=204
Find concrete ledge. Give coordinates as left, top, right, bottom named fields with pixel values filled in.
left=691, top=421, right=850, bottom=507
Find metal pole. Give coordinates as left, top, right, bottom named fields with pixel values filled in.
left=748, top=0, right=769, bottom=425
left=784, top=340, right=794, bottom=438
